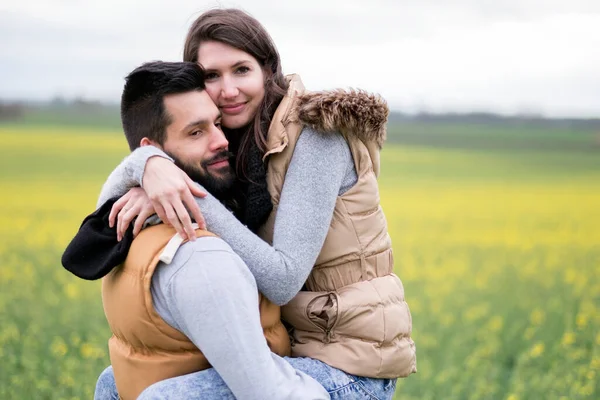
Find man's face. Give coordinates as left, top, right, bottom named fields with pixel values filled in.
left=153, top=90, right=235, bottom=196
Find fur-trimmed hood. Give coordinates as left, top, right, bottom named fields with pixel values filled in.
left=296, top=89, right=389, bottom=149
left=264, top=75, right=388, bottom=170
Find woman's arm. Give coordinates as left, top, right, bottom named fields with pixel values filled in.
left=97, top=146, right=173, bottom=208
left=98, top=145, right=207, bottom=238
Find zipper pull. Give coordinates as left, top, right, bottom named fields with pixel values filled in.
left=324, top=329, right=332, bottom=344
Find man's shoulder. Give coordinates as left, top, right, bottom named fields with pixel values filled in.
left=154, top=236, right=234, bottom=278
left=180, top=235, right=234, bottom=255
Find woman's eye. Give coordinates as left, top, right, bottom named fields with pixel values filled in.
left=236, top=66, right=250, bottom=74
left=205, top=72, right=218, bottom=80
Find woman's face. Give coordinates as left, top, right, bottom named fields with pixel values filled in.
left=197, top=41, right=266, bottom=129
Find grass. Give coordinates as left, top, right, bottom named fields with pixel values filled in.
left=0, top=123, right=598, bottom=399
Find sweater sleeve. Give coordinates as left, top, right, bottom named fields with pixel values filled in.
left=96, top=146, right=173, bottom=208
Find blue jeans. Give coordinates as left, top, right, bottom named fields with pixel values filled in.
left=95, top=358, right=397, bottom=400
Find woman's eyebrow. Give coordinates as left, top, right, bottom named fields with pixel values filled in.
left=204, top=60, right=252, bottom=71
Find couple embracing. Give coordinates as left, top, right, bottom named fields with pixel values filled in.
left=63, top=8, right=416, bottom=400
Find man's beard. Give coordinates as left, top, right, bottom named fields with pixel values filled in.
left=167, top=150, right=236, bottom=202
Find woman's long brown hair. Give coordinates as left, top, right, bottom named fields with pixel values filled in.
left=183, top=9, right=289, bottom=178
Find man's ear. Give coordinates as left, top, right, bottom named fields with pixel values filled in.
left=140, top=137, right=161, bottom=148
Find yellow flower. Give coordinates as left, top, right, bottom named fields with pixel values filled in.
left=50, top=336, right=68, bottom=357
left=70, top=334, right=81, bottom=347
left=80, top=343, right=106, bottom=360
left=561, top=331, right=576, bottom=347
left=64, top=282, right=80, bottom=300
left=564, top=268, right=577, bottom=284
left=579, top=382, right=594, bottom=397
left=529, top=342, right=545, bottom=358
left=570, top=349, right=587, bottom=361
left=529, top=309, right=545, bottom=326
left=576, top=313, right=588, bottom=329
left=59, top=374, right=75, bottom=388
left=486, top=316, right=504, bottom=333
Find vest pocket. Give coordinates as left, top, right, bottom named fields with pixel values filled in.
left=282, top=291, right=341, bottom=344
left=308, top=292, right=341, bottom=343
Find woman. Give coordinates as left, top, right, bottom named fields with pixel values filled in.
left=97, top=8, right=415, bottom=400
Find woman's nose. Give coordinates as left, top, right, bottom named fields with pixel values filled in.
left=221, top=76, right=239, bottom=99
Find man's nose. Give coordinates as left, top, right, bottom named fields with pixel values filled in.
left=209, top=126, right=229, bottom=151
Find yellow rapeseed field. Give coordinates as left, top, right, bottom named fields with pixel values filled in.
left=0, top=126, right=598, bottom=399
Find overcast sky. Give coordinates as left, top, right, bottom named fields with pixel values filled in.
left=1, top=0, right=599, bottom=117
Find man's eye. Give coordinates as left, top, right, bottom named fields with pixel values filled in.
left=215, top=122, right=222, bottom=129
left=191, top=130, right=202, bottom=136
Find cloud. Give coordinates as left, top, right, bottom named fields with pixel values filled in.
left=1, top=0, right=599, bottom=116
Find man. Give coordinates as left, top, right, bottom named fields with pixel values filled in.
left=63, top=61, right=329, bottom=400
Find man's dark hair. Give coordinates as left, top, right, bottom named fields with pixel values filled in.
left=120, top=61, right=206, bottom=151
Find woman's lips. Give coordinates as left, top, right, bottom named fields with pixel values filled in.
left=221, top=102, right=246, bottom=115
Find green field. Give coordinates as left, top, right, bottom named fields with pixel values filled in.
left=1, top=122, right=599, bottom=399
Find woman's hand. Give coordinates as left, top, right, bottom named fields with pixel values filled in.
left=109, top=187, right=157, bottom=241
left=140, top=156, right=207, bottom=240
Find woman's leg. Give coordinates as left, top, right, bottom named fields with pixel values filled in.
left=95, top=358, right=325, bottom=400
left=94, top=366, right=119, bottom=400
left=138, top=367, right=234, bottom=400
left=94, top=358, right=397, bottom=400
left=286, top=357, right=398, bottom=400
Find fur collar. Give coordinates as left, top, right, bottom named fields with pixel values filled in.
left=295, top=89, right=389, bottom=148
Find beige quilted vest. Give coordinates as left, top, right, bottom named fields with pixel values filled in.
left=258, top=75, right=417, bottom=378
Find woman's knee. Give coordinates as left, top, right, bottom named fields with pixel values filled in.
left=94, top=366, right=119, bottom=400
left=138, top=369, right=230, bottom=400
